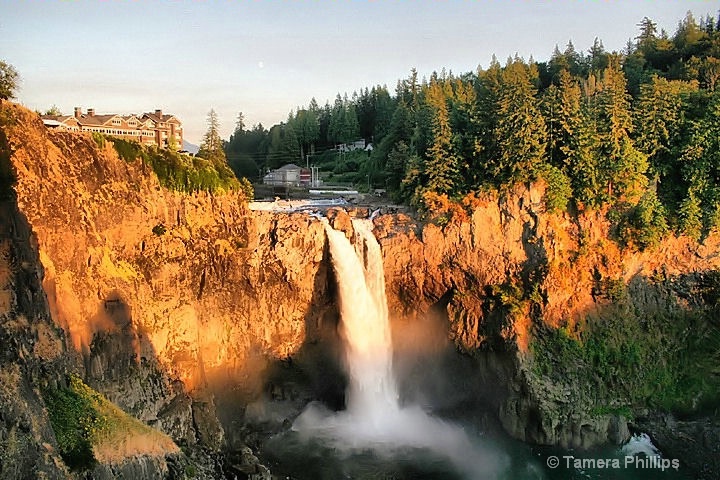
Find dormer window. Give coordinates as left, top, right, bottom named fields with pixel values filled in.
left=112, top=118, right=121, bottom=126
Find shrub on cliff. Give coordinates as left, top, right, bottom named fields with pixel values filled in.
left=538, top=164, right=573, bottom=213
left=238, top=176, right=254, bottom=201
left=43, top=375, right=106, bottom=470
left=531, top=296, right=720, bottom=415
left=615, top=190, right=669, bottom=250
left=108, top=137, right=243, bottom=196
left=43, top=374, right=178, bottom=471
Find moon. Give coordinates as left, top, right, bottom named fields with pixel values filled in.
left=258, top=61, right=264, bottom=69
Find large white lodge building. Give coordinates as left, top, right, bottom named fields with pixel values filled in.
left=42, top=107, right=183, bottom=149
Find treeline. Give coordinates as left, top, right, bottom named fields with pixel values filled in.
left=227, top=12, right=720, bottom=245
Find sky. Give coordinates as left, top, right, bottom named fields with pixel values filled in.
left=2, top=0, right=717, bottom=144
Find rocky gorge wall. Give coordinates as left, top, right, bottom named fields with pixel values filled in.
left=373, top=186, right=720, bottom=476
left=0, top=103, right=337, bottom=477
left=1, top=102, right=718, bottom=478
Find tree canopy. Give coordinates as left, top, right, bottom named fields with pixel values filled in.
left=222, top=11, right=720, bottom=246
left=0, top=61, right=19, bottom=100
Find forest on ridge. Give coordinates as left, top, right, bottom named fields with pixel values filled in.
left=226, top=12, right=720, bottom=248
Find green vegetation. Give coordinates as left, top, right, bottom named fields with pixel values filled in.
left=0, top=60, right=19, bottom=101
left=196, top=109, right=226, bottom=165
left=531, top=291, right=720, bottom=415
left=109, top=137, right=245, bottom=196
left=152, top=223, right=167, bottom=236
left=43, top=374, right=176, bottom=472
left=91, top=132, right=106, bottom=149
left=43, top=375, right=109, bottom=470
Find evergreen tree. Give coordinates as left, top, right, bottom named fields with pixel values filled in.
left=422, top=79, right=461, bottom=197
left=328, top=94, right=346, bottom=144
left=385, top=141, right=411, bottom=200
left=328, top=94, right=360, bottom=145
left=491, top=57, right=547, bottom=184
left=372, top=85, right=395, bottom=143
left=564, top=40, right=585, bottom=77
left=345, top=102, right=361, bottom=143
left=197, top=109, right=226, bottom=165
left=266, top=123, right=300, bottom=169
left=370, top=98, right=413, bottom=196
left=548, top=45, right=570, bottom=84
left=553, top=70, right=584, bottom=168
left=635, top=76, right=697, bottom=182
left=356, top=87, right=375, bottom=141
left=588, top=38, right=610, bottom=72
left=679, top=95, right=720, bottom=234
left=234, top=111, right=245, bottom=134
left=290, top=108, right=320, bottom=160
left=401, top=151, right=423, bottom=204
left=474, top=56, right=503, bottom=183
left=594, top=61, right=648, bottom=201
left=636, top=17, right=659, bottom=53
left=44, top=105, right=62, bottom=116
left=447, top=77, right=481, bottom=186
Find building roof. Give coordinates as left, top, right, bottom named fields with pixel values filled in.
left=41, top=115, right=80, bottom=126
left=277, top=163, right=302, bottom=171
left=142, top=112, right=180, bottom=124
left=76, top=114, right=118, bottom=126
left=42, top=114, right=69, bottom=122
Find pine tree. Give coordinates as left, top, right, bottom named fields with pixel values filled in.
left=266, top=123, right=301, bottom=169
left=197, top=109, right=226, bottom=165
left=594, top=61, right=648, bottom=201
left=372, top=86, right=395, bottom=143
left=679, top=95, right=720, bottom=233
left=372, top=98, right=413, bottom=190
left=328, top=94, right=346, bottom=144
left=636, top=17, right=659, bottom=53
left=491, top=57, right=547, bottom=184
left=422, top=79, right=461, bottom=197
left=474, top=56, right=503, bottom=183
left=290, top=108, right=319, bottom=160
left=327, top=94, right=359, bottom=145
left=234, top=111, right=245, bottom=134
left=386, top=141, right=411, bottom=199
left=447, top=77, right=481, bottom=186
left=635, top=76, right=697, bottom=181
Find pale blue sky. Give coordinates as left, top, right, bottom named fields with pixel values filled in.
left=1, top=0, right=716, bottom=144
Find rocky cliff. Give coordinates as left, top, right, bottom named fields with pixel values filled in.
left=373, top=186, right=720, bottom=476
left=0, top=102, right=338, bottom=478
left=1, top=102, right=718, bottom=478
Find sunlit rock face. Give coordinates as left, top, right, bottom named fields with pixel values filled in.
left=2, top=103, right=333, bottom=450
left=375, top=185, right=720, bottom=450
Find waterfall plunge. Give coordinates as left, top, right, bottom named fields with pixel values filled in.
left=292, top=218, right=504, bottom=478
left=326, top=219, right=399, bottom=420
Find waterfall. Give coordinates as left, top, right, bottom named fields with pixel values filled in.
left=292, top=216, right=504, bottom=478
left=324, top=218, right=399, bottom=419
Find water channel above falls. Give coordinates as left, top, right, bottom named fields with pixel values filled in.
left=258, top=218, right=690, bottom=480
